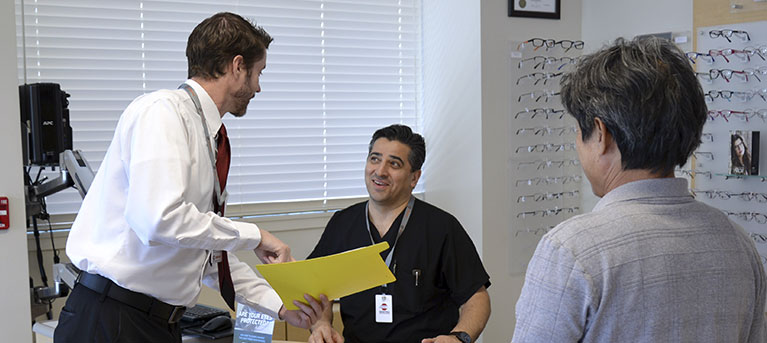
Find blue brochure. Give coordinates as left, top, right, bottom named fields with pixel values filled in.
left=233, top=303, right=275, bottom=343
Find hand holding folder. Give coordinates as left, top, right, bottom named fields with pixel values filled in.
left=256, top=242, right=396, bottom=310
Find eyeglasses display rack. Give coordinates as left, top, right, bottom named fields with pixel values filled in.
left=685, top=20, right=767, bottom=268
left=508, top=38, right=584, bottom=275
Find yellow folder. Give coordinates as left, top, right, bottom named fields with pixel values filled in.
left=256, top=242, right=396, bottom=310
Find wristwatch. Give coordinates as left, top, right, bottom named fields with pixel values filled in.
left=450, top=331, right=471, bottom=343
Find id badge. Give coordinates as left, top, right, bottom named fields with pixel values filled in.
left=375, top=294, right=393, bottom=323
left=211, top=251, right=223, bottom=264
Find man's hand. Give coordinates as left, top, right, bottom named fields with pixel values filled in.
left=307, top=293, right=343, bottom=343
left=279, top=294, right=331, bottom=330
left=421, top=335, right=461, bottom=343
left=255, top=228, right=293, bottom=264
left=308, top=321, right=344, bottom=343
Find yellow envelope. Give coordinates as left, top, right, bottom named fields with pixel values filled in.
left=256, top=242, right=396, bottom=310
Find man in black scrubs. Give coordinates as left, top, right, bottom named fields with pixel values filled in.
left=307, top=124, right=491, bottom=343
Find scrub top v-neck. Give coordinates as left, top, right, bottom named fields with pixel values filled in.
left=308, top=198, right=491, bottom=343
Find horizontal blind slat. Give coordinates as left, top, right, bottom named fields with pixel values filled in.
left=17, top=0, right=422, bottom=215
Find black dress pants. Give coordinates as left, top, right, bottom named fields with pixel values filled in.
left=53, top=284, right=181, bottom=343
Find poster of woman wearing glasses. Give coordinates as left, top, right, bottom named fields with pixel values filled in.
left=730, top=130, right=760, bottom=175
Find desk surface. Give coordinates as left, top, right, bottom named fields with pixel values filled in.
left=183, top=334, right=301, bottom=343
left=184, top=337, right=301, bottom=343
left=33, top=320, right=303, bottom=343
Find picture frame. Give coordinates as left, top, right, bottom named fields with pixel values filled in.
left=508, top=0, right=561, bottom=19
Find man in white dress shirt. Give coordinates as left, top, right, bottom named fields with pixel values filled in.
left=54, top=12, right=326, bottom=343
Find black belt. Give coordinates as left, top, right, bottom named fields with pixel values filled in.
left=77, top=271, right=187, bottom=323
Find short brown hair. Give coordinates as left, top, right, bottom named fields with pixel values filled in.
left=186, top=12, right=273, bottom=79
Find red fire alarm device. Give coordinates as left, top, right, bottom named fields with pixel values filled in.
left=0, top=197, right=9, bottom=230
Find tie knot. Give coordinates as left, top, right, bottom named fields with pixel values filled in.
left=217, top=124, right=228, bottom=144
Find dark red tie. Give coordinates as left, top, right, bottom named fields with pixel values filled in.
left=214, top=124, right=236, bottom=311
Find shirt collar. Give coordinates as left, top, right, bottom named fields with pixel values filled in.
left=593, top=177, right=692, bottom=211
left=184, top=79, right=223, bottom=134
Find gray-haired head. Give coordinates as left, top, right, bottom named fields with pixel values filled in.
left=560, top=37, right=707, bottom=175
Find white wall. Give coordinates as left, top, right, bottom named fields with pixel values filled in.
left=421, top=0, right=483, bottom=249
left=479, top=1, right=583, bottom=341
left=0, top=0, right=34, bottom=340
left=421, top=0, right=485, bottom=340
left=583, top=0, right=693, bottom=51
left=422, top=1, right=584, bottom=341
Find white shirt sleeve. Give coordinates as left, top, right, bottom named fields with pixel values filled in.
left=122, top=97, right=261, bottom=252
left=202, top=252, right=283, bottom=319
left=67, top=86, right=276, bottom=307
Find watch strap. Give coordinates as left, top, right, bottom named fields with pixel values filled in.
left=450, top=331, right=471, bottom=343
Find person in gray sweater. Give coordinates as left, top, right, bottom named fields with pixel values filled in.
left=512, top=37, right=766, bottom=343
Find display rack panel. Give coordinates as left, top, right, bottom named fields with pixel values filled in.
left=508, top=38, right=583, bottom=275
left=689, top=20, right=767, bottom=267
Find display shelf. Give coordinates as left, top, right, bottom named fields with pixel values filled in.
left=715, top=173, right=767, bottom=181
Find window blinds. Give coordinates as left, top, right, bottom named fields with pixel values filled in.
left=16, top=0, right=422, bottom=216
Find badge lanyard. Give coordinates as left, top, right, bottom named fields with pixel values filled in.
left=367, top=195, right=414, bottom=324
left=179, top=83, right=226, bottom=214
left=365, top=195, right=415, bottom=282
left=180, top=83, right=227, bottom=266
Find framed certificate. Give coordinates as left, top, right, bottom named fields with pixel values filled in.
left=508, top=0, right=561, bottom=19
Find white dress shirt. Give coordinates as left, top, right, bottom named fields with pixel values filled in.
left=66, top=80, right=283, bottom=318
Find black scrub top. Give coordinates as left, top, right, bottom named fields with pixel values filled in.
left=308, top=198, right=491, bottom=343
